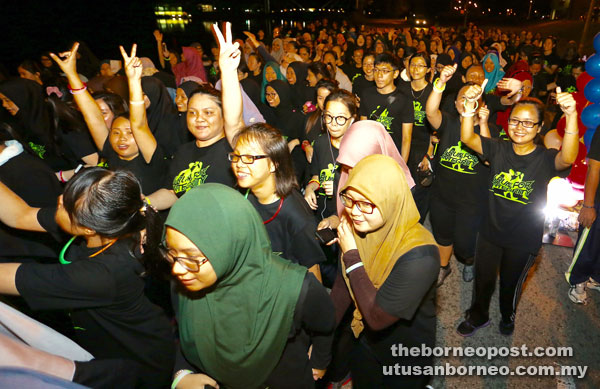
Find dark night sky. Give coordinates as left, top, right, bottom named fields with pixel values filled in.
left=0, top=0, right=552, bottom=73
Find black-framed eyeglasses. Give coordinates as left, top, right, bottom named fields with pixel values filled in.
left=339, top=192, right=377, bottom=214
left=159, top=243, right=209, bottom=273
left=323, top=113, right=351, bottom=126
left=374, top=67, right=393, bottom=75
left=508, top=118, right=540, bottom=128
left=228, top=153, right=269, bottom=164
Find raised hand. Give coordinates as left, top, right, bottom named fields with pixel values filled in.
left=439, top=63, right=457, bottom=83
left=119, top=44, right=142, bottom=81
left=496, top=78, right=523, bottom=97
left=337, top=215, right=357, bottom=254
left=153, top=29, right=163, bottom=42
left=478, top=104, right=490, bottom=122
left=213, top=22, right=241, bottom=74
left=555, top=87, right=577, bottom=116
left=49, top=42, right=80, bottom=76
left=243, top=31, right=259, bottom=48
left=464, top=79, right=487, bottom=101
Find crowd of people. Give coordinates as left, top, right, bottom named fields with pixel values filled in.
left=0, top=15, right=598, bottom=389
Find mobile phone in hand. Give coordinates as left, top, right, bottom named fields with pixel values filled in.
left=315, top=227, right=337, bottom=244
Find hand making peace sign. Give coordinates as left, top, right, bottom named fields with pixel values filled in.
left=119, top=44, right=142, bottom=81
left=213, top=22, right=241, bottom=74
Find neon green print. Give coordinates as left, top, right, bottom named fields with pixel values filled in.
left=439, top=141, right=479, bottom=174
left=371, top=106, right=393, bottom=132
left=318, top=163, right=337, bottom=196
left=173, top=161, right=209, bottom=194
left=29, top=142, right=46, bottom=159
left=413, top=101, right=426, bottom=126
left=491, top=169, right=534, bottom=204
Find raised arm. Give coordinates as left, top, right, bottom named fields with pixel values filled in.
left=460, top=81, right=487, bottom=155
left=153, top=30, right=166, bottom=69
left=554, top=88, right=579, bottom=170
left=214, top=22, right=245, bottom=148
left=50, top=43, right=109, bottom=151
left=0, top=181, right=44, bottom=232
left=497, top=78, right=524, bottom=106
left=426, top=64, right=457, bottom=130
left=120, top=44, right=158, bottom=163
left=478, top=104, right=491, bottom=139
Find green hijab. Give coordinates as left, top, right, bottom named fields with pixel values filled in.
left=165, top=184, right=306, bottom=388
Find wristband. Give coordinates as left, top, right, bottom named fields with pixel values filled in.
left=74, top=164, right=83, bottom=174
left=164, top=57, right=170, bottom=61
left=564, top=131, right=578, bottom=135
left=346, top=262, right=364, bottom=274
left=582, top=204, right=595, bottom=209
left=58, top=170, right=65, bottom=183
left=308, top=178, right=321, bottom=189
left=461, top=112, right=475, bottom=117
left=301, top=140, right=310, bottom=151
left=68, top=82, right=87, bottom=92
left=130, top=100, right=146, bottom=105
left=69, top=86, right=87, bottom=95
left=433, top=78, right=446, bottom=93
left=171, top=370, right=193, bottom=389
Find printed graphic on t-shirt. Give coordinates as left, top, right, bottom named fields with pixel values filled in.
left=318, top=163, right=337, bottom=196
left=414, top=101, right=426, bottom=127
left=370, top=106, right=394, bottom=133
left=29, top=142, right=46, bottom=159
left=173, top=161, right=209, bottom=193
left=439, top=141, right=479, bottom=174
left=490, top=168, right=534, bottom=204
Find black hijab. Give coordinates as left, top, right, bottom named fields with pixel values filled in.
left=141, top=76, right=180, bottom=156
left=287, top=62, right=312, bottom=109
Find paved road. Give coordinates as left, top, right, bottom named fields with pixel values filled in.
left=430, top=240, right=600, bottom=389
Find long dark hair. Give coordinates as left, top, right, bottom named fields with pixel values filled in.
left=63, top=167, right=162, bottom=269
left=233, top=123, right=298, bottom=198
left=305, top=79, right=338, bottom=135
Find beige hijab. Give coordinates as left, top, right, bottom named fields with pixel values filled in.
left=340, top=155, right=437, bottom=337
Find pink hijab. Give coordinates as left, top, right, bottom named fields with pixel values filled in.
left=336, top=120, right=415, bottom=216
left=173, top=47, right=207, bottom=86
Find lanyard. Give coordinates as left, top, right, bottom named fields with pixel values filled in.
left=59, top=236, right=118, bottom=264
left=244, top=189, right=283, bottom=224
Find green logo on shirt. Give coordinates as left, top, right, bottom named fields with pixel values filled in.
left=29, top=142, right=46, bottom=159
left=318, top=163, right=337, bottom=196
left=173, top=161, right=209, bottom=194
left=413, top=101, right=426, bottom=127
left=370, top=106, right=394, bottom=133
left=439, top=141, right=479, bottom=174
left=491, top=169, right=534, bottom=204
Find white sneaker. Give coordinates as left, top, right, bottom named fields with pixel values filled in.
left=587, top=277, right=600, bottom=292
left=568, top=283, right=587, bottom=304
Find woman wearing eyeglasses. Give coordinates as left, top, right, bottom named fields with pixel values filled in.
left=457, top=85, right=578, bottom=336
left=330, top=154, right=439, bottom=388
left=163, top=184, right=335, bottom=388
left=229, top=123, right=326, bottom=282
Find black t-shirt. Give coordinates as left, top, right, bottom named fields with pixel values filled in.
left=543, top=53, right=561, bottom=71
left=431, top=112, right=491, bottom=206
left=352, top=75, right=375, bottom=99
left=0, top=152, right=63, bottom=259
left=58, top=130, right=98, bottom=168
left=587, top=128, right=600, bottom=205
left=15, top=207, right=175, bottom=373
left=309, top=134, right=340, bottom=219
left=248, top=190, right=326, bottom=269
left=359, top=86, right=414, bottom=152
left=341, top=64, right=362, bottom=84
left=167, top=138, right=235, bottom=197
left=480, top=138, right=562, bottom=253
left=365, top=244, right=439, bottom=363
left=398, top=83, right=434, bottom=174
left=101, top=139, right=167, bottom=195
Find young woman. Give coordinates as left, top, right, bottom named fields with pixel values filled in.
left=425, top=64, right=495, bottom=286
left=351, top=53, right=375, bottom=98
left=482, top=52, right=505, bottom=94
left=330, top=155, right=439, bottom=388
left=287, top=61, right=312, bottom=110
left=307, top=61, right=333, bottom=87
left=0, top=78, right=98, bottom=172
left=164, top=184, right=334, bottom=388
left=261, top=61, right=286, bottom=103
left=304, top=90, right=357, bottom=221
left=172, top=46, right=207, bottom=85
left=0, top=168, right=175, bottom=388
left=50, top=43, right=167, bottom=194
left=458, top=84, right=578, bottom=336
left=148, top=23, right=245, bottom=208
left=230, top=123, right=326, bottom=281
left=303, top=79, right=338, bottom=161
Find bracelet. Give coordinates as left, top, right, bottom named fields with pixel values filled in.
left=433, top=78, right=446, bottom=93
left=58, top=170, right=65, bottom=183
left=171, top=370, right=193, bottom=389
left=564, top=131, right=578, bottom=135
left=461, top=112, right=475, bottom=117
left=346, top=262, right=364, bottom=274
left=68, top=82, right=87, bottom=92
left=463, top=99, right=479, bottom=111
left=308, top=178, right=321, bottom=189
left=130, top=100, right=146, bottom=105
left=74, top=164, right=83, bottom=174
left=582, top=204, right=595, bottom=209
left=164, top=57, right=170, bottom=61
left=69, top=86, right=87, bottom=95
left=301, top=140, right=310, bottom=151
